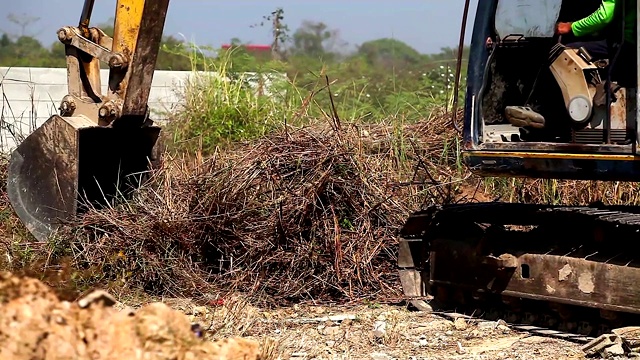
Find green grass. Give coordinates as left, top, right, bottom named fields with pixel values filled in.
left=161, top=42, right=460, bottom=156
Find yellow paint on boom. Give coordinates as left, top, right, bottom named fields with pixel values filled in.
left=113, top=0, right=146, bottom=55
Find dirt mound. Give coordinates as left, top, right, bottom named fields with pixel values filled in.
left=0, top=271, right=262, bottom=360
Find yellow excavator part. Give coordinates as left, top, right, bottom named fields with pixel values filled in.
left=6, top=0, right=170, bottom=241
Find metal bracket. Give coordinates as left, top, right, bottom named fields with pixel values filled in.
left=57, top=26, right=129, bottom=69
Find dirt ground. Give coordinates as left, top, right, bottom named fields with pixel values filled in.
left=0, top=271, right=589, bottom=360
left=176, top=300, right=586, bottom=360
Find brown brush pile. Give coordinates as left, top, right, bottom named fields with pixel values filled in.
left=4, top=111, right=640, bottom=305
left=55, top=114, right=470, bottom=305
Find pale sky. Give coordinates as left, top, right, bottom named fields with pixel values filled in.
left=0, top=0, right=479, bottom=54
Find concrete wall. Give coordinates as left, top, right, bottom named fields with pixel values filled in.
left=0, top=66, right=287, bottom=153
left=0, top=66, right=192, bottom=152
left=0, top=67, right=191, bottom=151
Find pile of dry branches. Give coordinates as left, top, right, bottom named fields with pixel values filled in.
left=4, top=111, right=640, bottom=303
left=59, top=115, right=463, bottom=304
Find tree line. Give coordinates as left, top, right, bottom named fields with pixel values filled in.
left=0, top=10, right=469, bottom=123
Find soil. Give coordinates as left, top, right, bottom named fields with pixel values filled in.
left=0, top=272, right=262, bottom=360
left=0, top=271, right=588, bottom=360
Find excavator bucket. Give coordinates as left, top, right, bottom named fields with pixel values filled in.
left=6, top=0, right=170, bottom=241
left=7, top=115, right=160, bottom=241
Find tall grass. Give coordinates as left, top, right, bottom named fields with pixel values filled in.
left=164, top=46, right=320, bottom=155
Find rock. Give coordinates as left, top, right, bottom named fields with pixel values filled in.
left=370, top=352, right=392, bottom=360
left=326, top=340, right=335, bottom=347
left=477, top=319, right=509, bottom=333
left=613, top=326, right=640, bottom=336
left=409, top=299, right=433, bottom=312
left=192, top=306, right=208, bottom=316
left=77, top=290, right=117, bottom=309
left=604, top=343, right=626, bottom=357
left=453, top=317, right=468, bottom=331
left=613, top=327, right=640, bottom=350
left=582, top=334, right=626, bottom=358
left=497, top=324, right=511, bottom=333
left=372, top=320, right=387, bottom=338
left=478, top=321, right=498, bottom=331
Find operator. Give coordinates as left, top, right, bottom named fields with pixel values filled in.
left=504, top=0, right=636, bottom=129
left=555, top=0, right=636, bottom=85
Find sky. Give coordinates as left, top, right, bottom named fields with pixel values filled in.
left=0, top=0, right=479, bottom=55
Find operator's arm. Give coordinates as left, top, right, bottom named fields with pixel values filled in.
left=570, top=0, right=617, bottom=36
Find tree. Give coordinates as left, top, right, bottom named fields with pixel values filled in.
left=6, top=13, right=40, bottom=38
left=290, top=21, right=340, bottom=60
left=357, top=38, right=423, bottom=69
left=0, top=34, right=10, bottom=48
left=250, top=8, right=290, bottom=61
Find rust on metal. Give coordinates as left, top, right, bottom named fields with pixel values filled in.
left=118, top=0, right=170, bottom=121
left=427, top=233, right=640, bottom=314
left=6, top=115, right=95, bottom=240
left=7, top=0, right=170, bottom=242
left=398, top=202, right=640, bottom=339
left=64, top=26, right=120, bottom=65
left=478, top=141, right=632, bottom=153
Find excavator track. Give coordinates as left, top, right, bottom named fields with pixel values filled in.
left=398, top=202, right=640, bottom=342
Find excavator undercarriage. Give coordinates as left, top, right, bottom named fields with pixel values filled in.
left=399, top=202, right=640, bottom=340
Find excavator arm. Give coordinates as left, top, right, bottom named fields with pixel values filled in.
left=6, top=0, right=170, bottom=241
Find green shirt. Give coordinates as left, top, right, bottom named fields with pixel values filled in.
left=571, top=0, right=637, bottom=44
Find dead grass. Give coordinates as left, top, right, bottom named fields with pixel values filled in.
left=53, top=114, right=462, bottom=306
left=3, top=109, right=640, bottom=308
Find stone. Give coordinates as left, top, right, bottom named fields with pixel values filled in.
left=453, top=317, right=468, bottom=331
left=78, top=290, right=117, bottom=309
left=604, top=343, right=626, bottom=357
left=372, top=321, right=387, bottom=338
left=370, top=352, right=392, bottom=360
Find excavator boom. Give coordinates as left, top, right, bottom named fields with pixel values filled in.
left=6, top=0, right=170, bottom=241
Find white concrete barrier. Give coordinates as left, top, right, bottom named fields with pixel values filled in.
left=0, top=66, right=192, bottom=153
left=0, top=67, right=287, bottom=153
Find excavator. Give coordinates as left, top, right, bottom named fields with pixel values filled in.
left=398, top=0, right=640, bottom=338
left=5, top=0, right=640, bottom=341
left=6, top=0, right=169, bottom=241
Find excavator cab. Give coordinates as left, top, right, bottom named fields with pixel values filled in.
left=6, top=0, right=170, bottom=241
left=462, top=0, right=639, bottom=181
